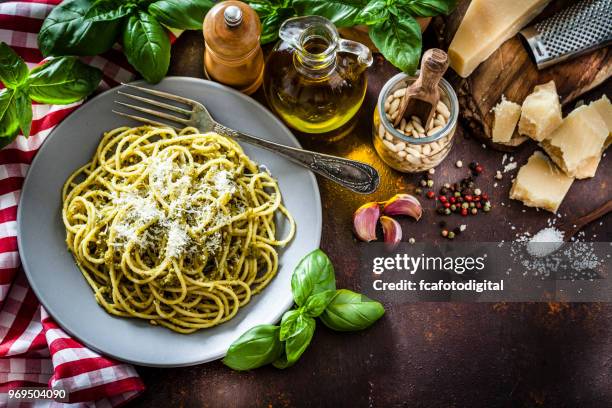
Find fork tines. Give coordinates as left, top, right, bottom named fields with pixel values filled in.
left=112, top=83, right=194, bottom=130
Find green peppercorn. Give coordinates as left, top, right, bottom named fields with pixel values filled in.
left=450, top=204, right=457, bottom=211
left=448, top=231, right=455, bottom=239
left=444, top=208, right=451, bottom=215
left=415, top=188, right=423, bottom=195
left=469, top=202, right=475, bottom=208
left=483, top=205, right=491, bottom=213
left=426, top=180, right=434, bottom=188
left=454, top=191, right=461, bottom=198
left=420, top=180, right=427, bottom=187
left=462, top=202, right=469, bottom=209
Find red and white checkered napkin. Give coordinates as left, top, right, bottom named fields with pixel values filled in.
left=0, top=0, right=184, bottom=405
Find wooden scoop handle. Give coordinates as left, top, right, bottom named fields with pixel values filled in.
left=415, top=48, right=449, bottom=97
left=560, top=199, right=612, bottom=240
left=393, top=48, right=449, bottom=127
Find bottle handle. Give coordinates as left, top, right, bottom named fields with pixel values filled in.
left=339, top=39, right=373, bottom=69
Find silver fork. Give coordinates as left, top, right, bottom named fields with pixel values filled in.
left=112, top=83, right=379, bottom=194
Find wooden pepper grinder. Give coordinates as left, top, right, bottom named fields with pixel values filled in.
left=203, top=1, right=264, bottom=95
left=394, top=48, right=449, bottom=128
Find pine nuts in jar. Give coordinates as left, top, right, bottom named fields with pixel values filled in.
left=372, top=72, right=458, bottom=173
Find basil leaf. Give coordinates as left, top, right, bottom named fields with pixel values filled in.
left=27, top=57, right=102, bottom=105
left=0, top=43, right=28, bottom=88
left=356, top=0, right=389, bottom=26
left=14, top=90, right=32, bottom=138
left=148, top=0, right=214, bottom=30
left=84, top=0, right=136, bottom=22
left=0, top=89, right=19, bottom=142
left=274, top=315, right=315, bottom=368
left=123, top=12, right=171, bottom=84
left=396, top=0, right=457, bottom=17
left=369, top=14, right=422, bottom=74
left=303, top=289, right=335, bottom=317
left=38, top=0, right=123, bottom=56
left=291, top=249, right=336, bottom=307
left=259, top=7, right=296, bottom=44
left=292, top=0, right=368, bottom=28
left=222, top=325, right=283, bottom=371
left=320, top=289, right=385, bottom=332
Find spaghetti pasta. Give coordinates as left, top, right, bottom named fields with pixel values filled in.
left=62, top=126, right=295, bottom=333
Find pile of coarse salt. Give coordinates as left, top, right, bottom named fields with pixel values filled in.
left=526, top=227, right=564, bottom=257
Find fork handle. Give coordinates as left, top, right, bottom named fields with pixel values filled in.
left=213, top=123, right=380, bottom=194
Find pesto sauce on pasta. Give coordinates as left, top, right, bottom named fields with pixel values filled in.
left=62, top=126, right=295, bottom=333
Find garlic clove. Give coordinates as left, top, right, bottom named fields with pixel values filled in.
left=353, top=202, right=380, bottom=242
left=382, top=193, right=422, bottom=220
left=380, top=216, right=402, bottom=249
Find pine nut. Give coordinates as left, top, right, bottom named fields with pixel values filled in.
left=412, top=121, right=424, bottom=134
left=393, top=88, right=406, bottom=98
left=378, top=124, right=385, bottom=139
left=427, top=126, right=443, bottom=136
left=389, top=98, right=400, bottom=116
left=383, top=140, right=397, bottom=152
left=437, top=101, right=450, bottom=119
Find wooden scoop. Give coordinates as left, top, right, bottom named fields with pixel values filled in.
left=393, top=48, right=449, bottom=129
left=558, top=199, right=612, bottom=241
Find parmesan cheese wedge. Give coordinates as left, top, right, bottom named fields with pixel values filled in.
left=492, top=97, right=521, bottom=143
left=448, top=0, right=551, bottom=78
left=518, top=81, right=562, bottom=141
left=510, top=151, right=574, bottom=213
left=590, top=95, right=612, bottom=148
left=540, top=104, right=608, bottom=179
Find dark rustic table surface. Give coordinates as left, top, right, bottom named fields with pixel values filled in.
left=131, top=31, right=612, bottom=407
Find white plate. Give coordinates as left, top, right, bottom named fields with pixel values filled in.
left=17, top=77, right=321, bottom=367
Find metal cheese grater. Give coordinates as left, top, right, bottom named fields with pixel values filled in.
left=520, top=0, right=612, bottom=69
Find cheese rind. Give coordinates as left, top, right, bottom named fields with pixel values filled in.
left=448, top=0, right=551, bottom=78
left=518, top=81, right=562, bottom=141
left=492, top=97, right=521, bottom=143
left=510, top=151, right=574, bottom=213
left=540, top=104, right=608, bottom=179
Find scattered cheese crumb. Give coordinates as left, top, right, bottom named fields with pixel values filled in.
left=503, top=162, right=517, bottom=173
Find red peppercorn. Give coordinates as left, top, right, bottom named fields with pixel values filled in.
left=439, top=196, right=447, bottom=203
left=426, top=191, right=435, bottom=199
left=443, top=202, right=450, bottom=208
left=461, top=208, right=468, bottom=216
left=476, top=202, right=482, bottom=209
left=482, top=192, right=489, bottom=200
left=475, top=164, right=484, bottom=174
left=464, top=194, right=473, bottom=202
left=449, top=196, right=456, bottom=204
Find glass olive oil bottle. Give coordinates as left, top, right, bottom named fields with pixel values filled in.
left=263, top=16, right=373, bottom=134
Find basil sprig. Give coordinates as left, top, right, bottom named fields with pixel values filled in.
left=223, top=249, right=385, bottom=371
left=254, top=0, right=457, bottom=74
left=38, top=0, right=214, bottom=84
left=0, top=43, right=101, bottom=145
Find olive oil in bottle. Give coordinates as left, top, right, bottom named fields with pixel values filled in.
left=263, top=16, right=372, bottom=134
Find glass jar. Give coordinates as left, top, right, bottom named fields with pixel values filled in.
left=263, top=16, right=373, bottom=134
left=372, top=72, right=458, bottom=172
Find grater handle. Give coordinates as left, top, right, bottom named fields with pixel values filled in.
left=519, top=0, right=612, bottom=70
